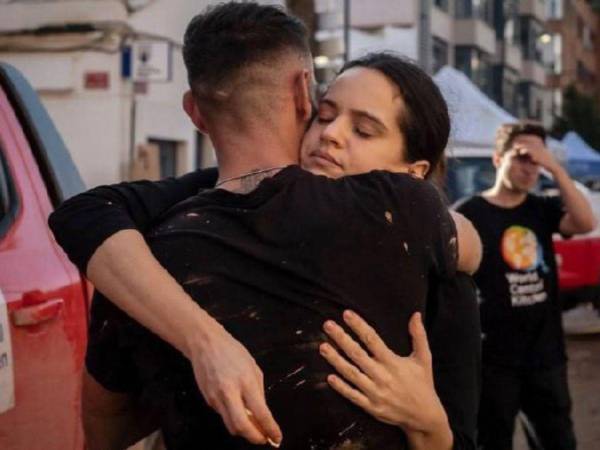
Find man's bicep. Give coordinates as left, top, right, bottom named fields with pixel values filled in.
left=48, top=168, right=217, bottom=273
left=558, top=213, right=579, bottom=236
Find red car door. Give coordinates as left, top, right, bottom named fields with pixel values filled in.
left=0, top=76, right=87, bottom=448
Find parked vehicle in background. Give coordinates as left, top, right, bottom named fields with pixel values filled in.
left=446, top=148, right=600, bottom=312
left=0, top=63, right=89, bottom=450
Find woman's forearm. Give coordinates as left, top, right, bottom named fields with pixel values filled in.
left=87, top=229, right=215, bottom=356
left=86, top=229, right=282, bottom=445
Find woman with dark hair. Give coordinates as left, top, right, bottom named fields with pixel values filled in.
left=297, top=52, right=481, bottom=449
left=50, top=52, right=480, bottom=450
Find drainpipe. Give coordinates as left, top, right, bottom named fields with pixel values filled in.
left=418, top=0, right=432, bottom=73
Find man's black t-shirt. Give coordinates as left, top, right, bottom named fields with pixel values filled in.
left=50, top=166, right=480, bottom=450
left=456, top=194, right=566, bottom=369
left=111, top=166, right=456, bottom=449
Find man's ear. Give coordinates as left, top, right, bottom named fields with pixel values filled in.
left=407, top=160, right=431, bottom=179
left=183, top=90, right=208, bottom=134
left=492, top=151, right=503, bottom=169
left=293, top=69, right=313, bottom=123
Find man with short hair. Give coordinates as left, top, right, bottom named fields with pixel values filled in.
left=65, top=4, right=314, bottom=447
left=456, top=122, right=596, bottom=450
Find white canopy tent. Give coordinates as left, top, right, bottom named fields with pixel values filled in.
left=433, top=66, right=564, bottom=157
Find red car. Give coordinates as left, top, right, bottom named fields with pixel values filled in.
left=0, top=63, right=89, bottom=449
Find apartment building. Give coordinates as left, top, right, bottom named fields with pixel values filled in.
left=304, top=1, right=553, bottom=128
left=431, top=0, right=552, bottom=127
left=547, top=0, right=600, bottom=115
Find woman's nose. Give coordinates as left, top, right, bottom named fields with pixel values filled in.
left=320, top=118, right=345, bottom=147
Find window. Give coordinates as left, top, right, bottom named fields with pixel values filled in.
left=0, top=144, right=18, bottom=238
left=582, top=25, right=594, bottom=51
left=551, top=34, right=562, bottom=74
left=434, top=0, right=449, bottom=12
left=455, top=0, right=474, bottom=18
left=502, top=1, right=521, bottom=46
left=455, top=0, right=494, bottom=25
left=547, top=0, right=564, bottom=19
left=520, top=16, right=544, bottom=62
left=552, top=88, right=563, bottom=118
left=454, top=45, right=493, bottom=96
left=500, top=68, right=520, bottom=115
left=519, top=81, right=545, bottom=120
left=432, top=37, right=449, bottom=73
left=455, top=46, right=473, bottom=78
left=149, top=138, right=178, bottom=179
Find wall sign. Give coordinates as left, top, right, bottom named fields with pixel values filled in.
left=84, top=72, right=110, bottom=90
left=131, top=40, right=172, bottom=83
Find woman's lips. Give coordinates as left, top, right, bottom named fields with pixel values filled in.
left=310, top=151, right=341, bottom=168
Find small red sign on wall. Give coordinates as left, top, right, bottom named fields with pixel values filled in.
left=84, top=72, right=110, bottom=90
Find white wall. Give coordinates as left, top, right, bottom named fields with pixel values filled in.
left=1, top=50, right=128, bottom=187
left=0, top=0, right=285, bottom=186
left=126, top=0, right=285, bottom=176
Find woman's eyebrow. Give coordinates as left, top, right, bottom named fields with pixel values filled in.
left=320, top=98, right=387, bottom=131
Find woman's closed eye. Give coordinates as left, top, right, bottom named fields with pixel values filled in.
left=353, top=120, right=379, bottom=138
left=317, top=114, right=335, bottom=124
left=354, top=126, right=374, bottom=138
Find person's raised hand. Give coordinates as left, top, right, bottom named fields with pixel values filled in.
left=513, top=135, right=559, bottom=172
left=187, top=316, right=282, bottom=447
left=319, top=310, right=448, bottom=435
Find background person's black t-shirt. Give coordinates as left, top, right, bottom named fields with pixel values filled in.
left=115, top=166, right=456, bottom=449
left=456, top=194, right=566, bottom=369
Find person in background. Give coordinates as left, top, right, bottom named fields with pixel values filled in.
left=455, top=122, right=596, bottom=450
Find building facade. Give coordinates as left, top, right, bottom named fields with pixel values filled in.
left=547, top=0, right=600, bottom=116
left=431, top=0, right=553, bottom=127
left=303, top=1, right=555, bottom=127
left=2, top=0, right=583, bottom=187
left=0, top=0, right=283, bottom=187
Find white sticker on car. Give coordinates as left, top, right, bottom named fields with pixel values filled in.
left=0, top=289, right=15, bottom=414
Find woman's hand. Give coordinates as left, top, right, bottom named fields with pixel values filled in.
left=319, top=310, right=453, bottom=450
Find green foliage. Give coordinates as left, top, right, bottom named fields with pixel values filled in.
left=552, top=85, right=600, bottom=150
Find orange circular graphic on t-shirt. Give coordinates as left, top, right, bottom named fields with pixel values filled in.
left=501, top=225, right=539, bottom=271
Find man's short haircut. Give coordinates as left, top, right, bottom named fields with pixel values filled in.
left=495, top=122, right=547, bottom=155
left=183, top=2, right=310, bottom=104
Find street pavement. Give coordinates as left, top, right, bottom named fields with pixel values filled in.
left=515, top=332, right=600, bottom=450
